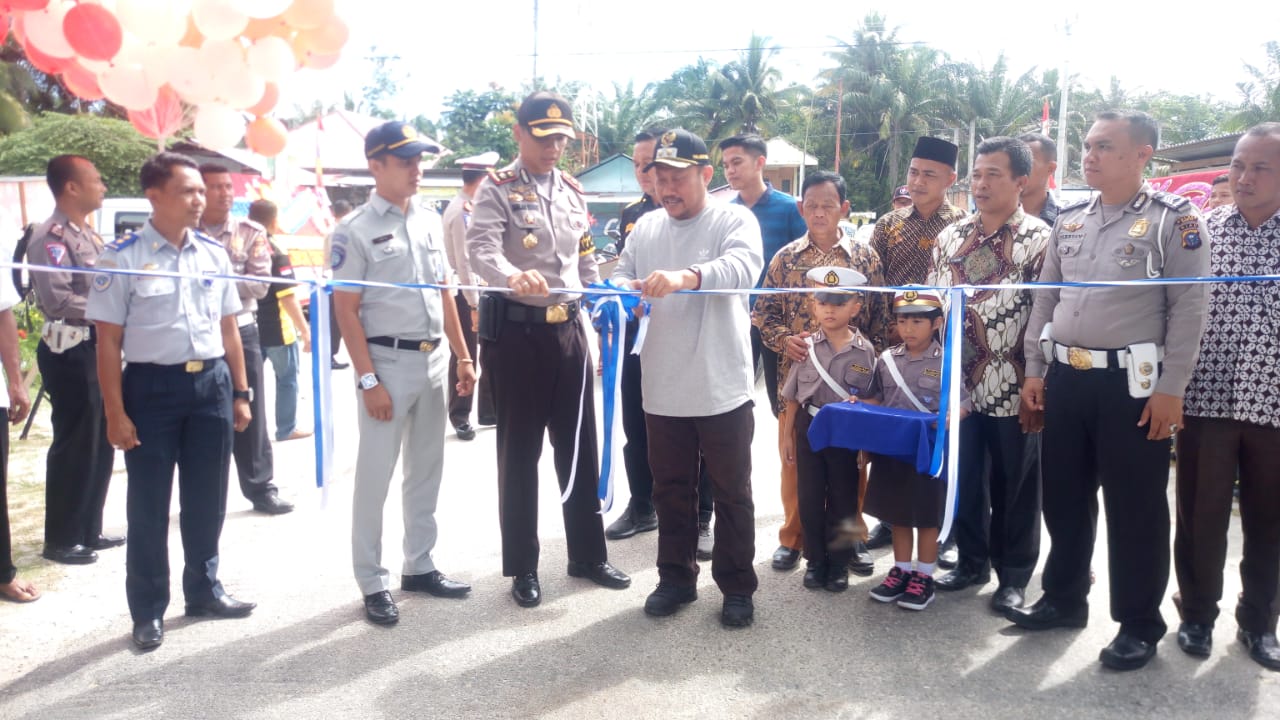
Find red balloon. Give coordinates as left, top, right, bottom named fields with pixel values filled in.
left=128, top=86, right=185, bottom=140
left=22, top=36, right=72, bottom=74
left=63, top=3, right=123, bottom=61
left=61, top=62, right=103, bottom=101
left=5, top=1, right=51, bottom=11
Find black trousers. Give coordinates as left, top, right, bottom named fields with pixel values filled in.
left=448, top=293, right=495, bottom=428
left=232, top=323, right=276, bottom=501
left=954, top=412, right=1042, bottom=587
left=794, top=410, right=860, bottom=569
left=1175, top=415, right=1280, bottom=634
left=484, top=312, right=607, bottom=577
left=647, top=401, right=758, bottom=595
left=1, top=421, right=13, bottom=584
left=123, top=359, right=233, bottom=622
left=1041, top=362, right=1172, bottom=643
left=37, top=340, right=114, bottom=548
left=750, top=326, right=780, bottom=417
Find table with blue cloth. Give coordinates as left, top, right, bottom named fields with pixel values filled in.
left=807, top=401, right=938, bottom=474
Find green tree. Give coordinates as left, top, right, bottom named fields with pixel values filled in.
left=1225, top=41, right=1280, bottom=131
left=437, top=87, right=520, bottom=166
left=359, top=50, right=402, bottom=121
left=0, top=38, right=121, bottom=119
left=0, top=113, right=157, bottom=197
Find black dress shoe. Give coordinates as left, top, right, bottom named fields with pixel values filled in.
left=512, top=573, right=541, bottom=607
left=567, top=561, right=631, bottom=589
left=938, top=540, right=959, bottom=570
left=402, top=570, right=471, bottom=598
left=935, top=565, right=991, bottom=592
left=771, top=545, right=801, bottom=571
left=721, top=594, right=754, bottom=628
left=848, top=541, right=874, bottom=577
left=1005, top=597, right=1088, bottom=630
left=1177, top=621, right=1213, bottom=658
left=251, top=491, right=294, bottom=515
left=803, top=563, right=826, bottom=589
left=605, top=507, right=659, bottom=540
left=88, top=534, right=126, bottom=550
left=132, top=619, right=163, bottom=650
left=1099, top=632, right=1157, bottom=671
left=825, top=568, right=849, bottom=593
left=42, top=544, right=98, bottom=565
left=185, top=593, right=257, bottom=618
left=865, top=522, right=893, bottom=550
left=364, top=590, right=399, bottom=625
left=477, top=415, right=497, bottom=427
left=990, top=585, right=1025, bottom=613
left=454, top=422, right=476, bottom=441
left=644, top=583, right=696, bottom=616
left=1238, top=630, right=1280, bottom=671
left=331, top=360, right=350, bottom=370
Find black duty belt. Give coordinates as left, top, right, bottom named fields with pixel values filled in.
left=504, top=301, right=579, bottom=325
left=367, top=336, right=441, bottom=352
left=129, top=358, right=222, bottom=373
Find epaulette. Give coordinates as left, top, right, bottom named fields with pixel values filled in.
left=561, top=173, right=584, bottom=194
left=336, top=206, right=366, bottom=228
left=1153, top=191, right=1190, bottom=211
left=193, top=229, right=222, bottom=246
left=107, top=231, right=139, bottom=251
left=240, top=218, right=267, bottom=232
left=488, top=168, right=518, bottom=185
left=1060, top=196, right=1091, bottom=212
left=462, top=200, right=473, bottom=213
left=623, top=197, right=644, bottom=209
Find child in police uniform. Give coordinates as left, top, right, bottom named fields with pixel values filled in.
left=780, top=267, right=876, bottom=592
left=861, top=289, right=968, bottom=611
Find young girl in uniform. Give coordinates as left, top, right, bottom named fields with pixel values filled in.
left=860, top=289, right=968, bottom=610
left=780, top=267, right=876, bottom=592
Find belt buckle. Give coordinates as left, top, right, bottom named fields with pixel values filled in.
left=184, top=360, right=204, bottom=373
left=1067, top=347, right=1093, bottom=370
left=418, top=340, right=436, bottom=352
left=545, top=304, right=568, bottom=324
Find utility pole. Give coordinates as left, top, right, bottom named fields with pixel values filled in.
left=532, top=0, right=539, bottom=84
left=833, top=78, right=843, bottom=172
left=1054, top=18, right=1073, bottom=191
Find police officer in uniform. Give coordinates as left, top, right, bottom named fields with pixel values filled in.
left=1012, top=111, right=1210, bottom=671
left=467, top=91, right=630, bottom=607
left=442, top=151, right=499, bottom=441
left=27, top=155, right=121, bottom=565
left=198, top=164, right=292, bottom=515
left=88, top=152, right=256, bottom=651
left=332, top=121, right=476, bottom=625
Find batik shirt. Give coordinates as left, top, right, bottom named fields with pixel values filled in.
left=928, top=209, right=1050, bottom=416
left=1183, top=205, right=1280, bottom=428
left=870, top=202, right=967, bottom=287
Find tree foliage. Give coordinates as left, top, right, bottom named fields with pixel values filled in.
left=437, top=87, right=520, bottom=166
left=0, top=114, right=157, bottom=197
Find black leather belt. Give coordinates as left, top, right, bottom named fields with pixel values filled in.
left=504, top=301, right=579, bottom=325
left=367, top=336, right=441, bottom=352
left=130, top=358, right=221, bottom=373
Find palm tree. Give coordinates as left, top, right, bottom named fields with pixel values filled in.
left=1225, top=41, right=1280, bottom=131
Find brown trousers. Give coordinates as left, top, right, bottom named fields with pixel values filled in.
left=1175, top=415, right=1280, bottom=634
left=646, top=402, right=758, bottom=596
left=777, top=416, right=804, bottom=551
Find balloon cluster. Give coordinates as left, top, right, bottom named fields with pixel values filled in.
left=2, top=0, right=350, bottom=157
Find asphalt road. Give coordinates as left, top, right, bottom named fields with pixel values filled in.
left=1, top=359, right=1277, bottom=719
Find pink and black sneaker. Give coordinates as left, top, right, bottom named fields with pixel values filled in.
left=870, top=566, right=910, bottom=603
left=897, top=571, right=936, bottom=610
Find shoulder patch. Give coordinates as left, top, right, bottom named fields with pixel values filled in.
left=330, top=243, right=347, bottom=270
left=193, top=229, right=221, bottom=246
left=488, top=168, right=518, bottom=185
left=49, top=223, right=65, bottom=238
left=46, top=242, right=67, bottom=265
left=561, top=173, right=584, bottom=194
left=1153, top=191, right=1190, bottom=211
left=107, top=232, right=139, bottom=251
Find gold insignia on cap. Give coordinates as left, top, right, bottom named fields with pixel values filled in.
left=823, top=270, right=839, bottom=286
left=1128, top=219, right=1149, bottom=238
left=547, top=104, right=562, bottom=119
left=403, top=126, right=416, bottom=138
left=522, top=233, right=538, bottom=249
left=904, top=290, right=918, bottom=302
left=661, top=130, right=677, bottom=146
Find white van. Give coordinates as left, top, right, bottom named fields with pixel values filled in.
left=90, top=198, right=151, bottom=244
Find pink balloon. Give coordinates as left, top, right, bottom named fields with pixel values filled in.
left=128, top=86, right=185, bottom=140
left=63, top=3, right=123, bottom=61
left=6, top=1, right=50, bottom=10
left=22, top=1, right=75, bottom=59
left=60, top=62, right=104, bottom=101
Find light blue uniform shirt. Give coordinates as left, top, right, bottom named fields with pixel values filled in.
left=330, top=193, right=448, bottom=340
left=86, top=221, right=241, bottom=363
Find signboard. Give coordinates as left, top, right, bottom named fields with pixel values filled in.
left=1146, top=170, right=1226, bottom=210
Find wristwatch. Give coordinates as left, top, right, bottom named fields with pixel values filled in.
left=233, top=389, right=253, bottom=402
left=359, top=373, right=380, bottom=391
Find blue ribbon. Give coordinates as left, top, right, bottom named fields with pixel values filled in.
left=584, top=280, right=647, bottom=510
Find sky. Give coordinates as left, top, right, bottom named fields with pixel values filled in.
left=288, top=0, right=1276, bottom=126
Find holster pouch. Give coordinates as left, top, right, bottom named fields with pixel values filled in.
left=1039, top=322, right=1054, bottom=365
left=41, top=320, right=88, bottom=354
left=1125, top=342, right=1160, bottom=398
left=477, top=292, right=502, bottom=342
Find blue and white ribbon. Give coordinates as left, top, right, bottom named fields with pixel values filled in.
left=937, top=287, right=965, bottom=544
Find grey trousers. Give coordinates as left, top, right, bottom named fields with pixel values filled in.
left=351, top=344, right=448, bottom=596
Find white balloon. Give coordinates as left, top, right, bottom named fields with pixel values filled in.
left=191, top=0, right=248, bottom=42
left=23, top=1, right=75, bottom=59
left=98, top=64, right=160, bottom=111
left=230, top=0, right=292, bottom=20
left=194, top=103, right=247, bottom=151
left=246, top=36, right=295, bottom=82
left=167, top=47, right=215, bottom=104
left=116, top=0, right=191, bottom=45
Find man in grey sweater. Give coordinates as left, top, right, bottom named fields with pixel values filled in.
left=613, top=129, right=764, bottom=628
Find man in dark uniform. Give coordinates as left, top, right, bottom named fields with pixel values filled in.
left=1017, top=132, right=1062, bottom=227
left=1013, top=110, right=1210, bottom=671
left=198, top=164, right=292, bottom=515
left=467, top=91, right=630, bottom=608
left=27, top=155, right=121, bottom=565
left=88, top=152, right=257, bottom=650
